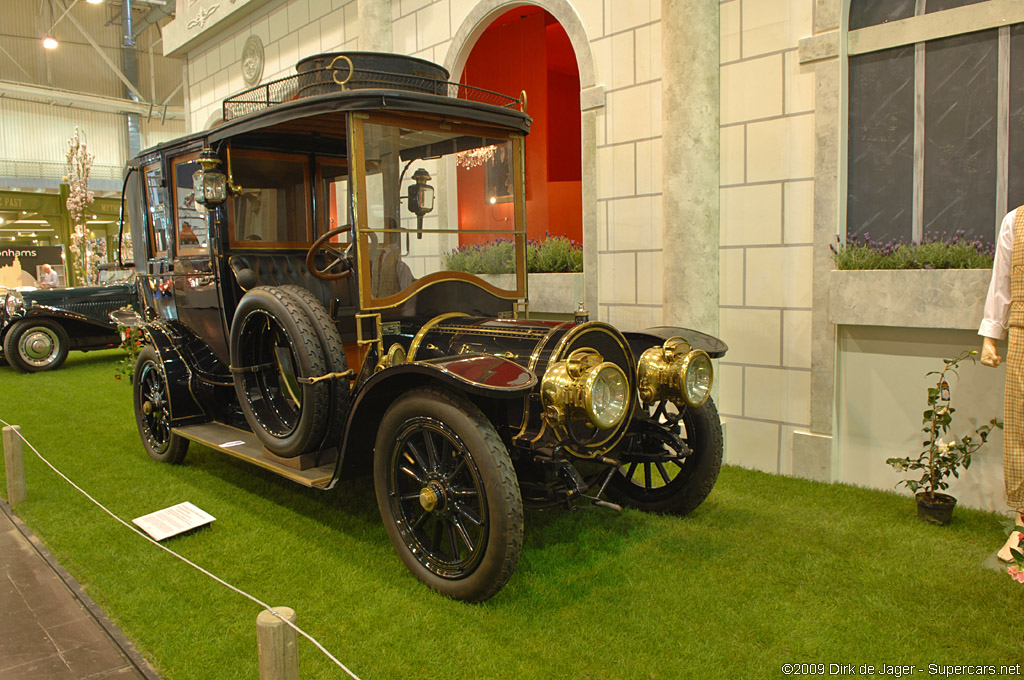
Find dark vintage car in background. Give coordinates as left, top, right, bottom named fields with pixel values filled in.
left=0, top=266, right=137, bottom=372
left=121, top=52, right=728, bottom=601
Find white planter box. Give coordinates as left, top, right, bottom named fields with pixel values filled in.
left=829, top=269, right=992, bottom=331
left=477, top=272, right=585, bottom=315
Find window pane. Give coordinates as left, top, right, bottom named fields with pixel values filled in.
left=847, top=46, right=915, bottom=243
left=1007, top=25, right=1024, bottom=215
left=231, top=155, right=310, bottom=246
left=174, top=160, right=209, bottom=257
left=145, top=166, right=171, bottom=258
left=849, top=0, right=915, bottom=30
left=925, top=0, right=990, bottom=14
left=923, top=29, right=998, bottom=242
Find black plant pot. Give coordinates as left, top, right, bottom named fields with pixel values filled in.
left=916, top=492, right=957, bottom=525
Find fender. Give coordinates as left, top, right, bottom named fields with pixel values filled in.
left=328, top=354, right=536, bottom=486
left=143, top=322, right=206, bottom=424
left=625, top=326, right=729, bottom=359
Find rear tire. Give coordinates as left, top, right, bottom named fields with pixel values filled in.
left=134, top=345, right=188, bottom=463
left=230, top=286, right=330, bottom=458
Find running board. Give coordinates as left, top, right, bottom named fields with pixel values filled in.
left=173, top=423, right=334, bottom=489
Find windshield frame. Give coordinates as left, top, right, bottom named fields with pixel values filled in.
left=350, top=112, right=527, bottom=311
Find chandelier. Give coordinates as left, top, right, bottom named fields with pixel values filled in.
left=456, top=145, right=497, bottom=169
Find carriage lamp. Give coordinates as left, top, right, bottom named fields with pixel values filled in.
left=637, top=336, right=713, bottom=409
left=406, top=168, right=434, bottom=239
left=541, top=348, right=629, bottom=434
left=192, top=148, right=228, bottom=207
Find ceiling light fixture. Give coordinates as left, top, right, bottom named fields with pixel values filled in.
left=86, top=0, right=103, bottom=4
left=42, top=36, right=58, bottom=49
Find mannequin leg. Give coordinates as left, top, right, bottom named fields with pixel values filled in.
left=997, top=512, right=1024, bottom=562
left=1002, top=328, right=1024, bottom=559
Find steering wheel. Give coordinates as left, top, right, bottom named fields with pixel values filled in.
left=307, top=225, right=355, bottom=280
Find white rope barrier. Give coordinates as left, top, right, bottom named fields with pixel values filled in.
left=0, top=418, right=363, bottom=680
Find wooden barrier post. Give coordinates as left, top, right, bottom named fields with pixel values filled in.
left=257, top=606, right=299, bottom=680
left=3, top=425, right=26, bottom=506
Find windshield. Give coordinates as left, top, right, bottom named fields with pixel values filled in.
left=353, top=115, right=525, bottom=310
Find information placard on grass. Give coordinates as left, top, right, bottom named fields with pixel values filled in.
left=132, top=502, right=216, bottom=541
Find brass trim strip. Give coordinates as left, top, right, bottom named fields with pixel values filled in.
left=407, top=312, right=469, bottom=362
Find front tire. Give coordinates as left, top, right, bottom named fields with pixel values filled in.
left=3, top=319, right=69, bottom=373
left=605, top=397, right=723, bottom=516
left=374, top=388, right=523, bottom=602
left=134, top=345, right=188, bottom=463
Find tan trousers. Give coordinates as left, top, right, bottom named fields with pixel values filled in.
left=1006, top=327, right=1024, bottom=508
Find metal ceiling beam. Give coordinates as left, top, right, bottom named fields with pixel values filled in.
left=54, top=0, right=147, bottom=103
left=0, top=79, right=185, bottom=120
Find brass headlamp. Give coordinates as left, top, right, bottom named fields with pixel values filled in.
left=541, top=348, right=629, bottom=435
left=637, top=336, right=713, bottom=408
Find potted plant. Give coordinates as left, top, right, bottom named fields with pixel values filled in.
left=886, top=349, right=1002, bottom=525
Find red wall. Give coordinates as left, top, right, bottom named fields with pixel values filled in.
left=459, top=8, right=582, bottom=247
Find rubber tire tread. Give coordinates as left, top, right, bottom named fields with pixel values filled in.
left=605, top=396, right=723, bottom=516
left=373, top=387, right=524, bottom=602
left=230, top=286, right=330, bottom=457
left=3, top=319, right=70, bottom=373
left=276, top=285, right=350, bottom=449
left=133, top=346, right=188, bottom=464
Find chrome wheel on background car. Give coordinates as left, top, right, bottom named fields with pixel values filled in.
left=374, top=388, right=523, bottom=602
left=3, top=319, right=69, bottom=373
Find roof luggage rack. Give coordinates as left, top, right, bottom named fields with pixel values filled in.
left=222, top=51, right=525, bottom=122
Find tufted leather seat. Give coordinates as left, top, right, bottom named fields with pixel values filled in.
left=228, top=252, right=356, bottom=309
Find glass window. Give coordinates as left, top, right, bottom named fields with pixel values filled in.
left=846, top=1, right=1010, bottom=246
left=172, top=158, right=210, bottom=257
left=847, top=45, right=915, bottom=242
left=318, top=161, right=351, bottom=246
left=355, top=117, right=522, bottom=306
left=849, top=0, right=915, bottom=30
left=144, top=164, right=171, bottom=258
left=229, top=151, right=311, bottom=247
left=923, top=30, right=998, bottom=240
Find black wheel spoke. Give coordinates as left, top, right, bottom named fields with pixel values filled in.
left=624, top=461, right=638, bottom=482
left=409, top=508, right=430, bottom=531
left=445, top=522, right=460, bottom=560
left=399, top=465, right=425, bottom=484
left=445, top=456, right=467, bottom=482
left=455, top=502, right=482, bottom=527
left=655, top=461, right=673, bottom=485
left=422, top=431, right=441, bottom=472
left=404, top=440, right=429, bottom=475
left=452, top=516, right=475, bottom=552
left=644, top=463, right=652, bottom=490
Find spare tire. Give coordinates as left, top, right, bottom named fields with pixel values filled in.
left=278, top=285, right=350, bottom=451
left=230, top=286, right=330, bottom=458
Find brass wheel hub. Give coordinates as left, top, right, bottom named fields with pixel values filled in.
left=418, top=480, right=446, bottom=513
left=142, top=400, right=154, bottom=415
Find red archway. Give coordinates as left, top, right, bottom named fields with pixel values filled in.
left=457, top=6, right=582, bottom=247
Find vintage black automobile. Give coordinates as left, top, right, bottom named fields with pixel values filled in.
left=122, top=52, right=727, bottom=601
left=1, top=268, right=136, bottom=372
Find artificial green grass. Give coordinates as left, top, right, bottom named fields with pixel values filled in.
left=1, top=349, right=1022, bottom=679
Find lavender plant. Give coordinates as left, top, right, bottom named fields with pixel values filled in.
left=443, top=234, right=583, bottom=274
left=831, top=230, right=996, bottom=270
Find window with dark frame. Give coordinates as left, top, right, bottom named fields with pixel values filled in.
left=846, top=0, right=1024, bottom=247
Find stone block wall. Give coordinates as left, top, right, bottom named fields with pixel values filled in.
left=718, top=0, right=816, bottom=474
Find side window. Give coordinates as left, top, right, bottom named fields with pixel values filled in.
left=228, top=151, right=312, bottom=248
left=319, top=161, right=350, bottom=246
left=173, top=157, right=210, bottom=257
left=144, top=164, right=171, bottom=258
